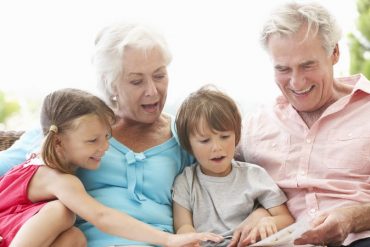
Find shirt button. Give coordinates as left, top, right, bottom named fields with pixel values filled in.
left=348, top=133, right=353, bottom=138
left=309, top=208, right=316, bottom=215
left=306, top=138, right=311, bottom=144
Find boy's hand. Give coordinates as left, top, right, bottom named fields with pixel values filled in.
left=227, top=216, right=277, bottom=247
left=243, top=216, right=277, bottom=244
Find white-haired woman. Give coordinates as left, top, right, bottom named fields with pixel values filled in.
left=0, top=22, right=223, bottom=247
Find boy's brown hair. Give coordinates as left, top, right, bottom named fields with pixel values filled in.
left=40, top=88, right=115, bottom=174
left=176, top=85, right=241, bottom=155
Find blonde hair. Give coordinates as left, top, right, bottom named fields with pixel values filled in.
left=40, top=88, right=115, bottom=174
left=176, top=85, right=241, bottom=155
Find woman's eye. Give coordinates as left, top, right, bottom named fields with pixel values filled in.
left=200, top=139, right=209, bottom=143
left=221, top=135, right=230, bottom=139
left=131, top=80, right=142, bottom=85
left=88, top=138, right=97, bottom=143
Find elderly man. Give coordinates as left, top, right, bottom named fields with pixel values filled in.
left=235, top=1, right=370, bottom=247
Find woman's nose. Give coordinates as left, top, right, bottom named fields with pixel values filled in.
left=145, top=79, right=158, bottom=96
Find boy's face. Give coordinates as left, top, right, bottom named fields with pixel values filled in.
left=189, top=121, right=235, bottom=177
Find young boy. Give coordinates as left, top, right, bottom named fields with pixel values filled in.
left=173, top=86, right=295, bottom=246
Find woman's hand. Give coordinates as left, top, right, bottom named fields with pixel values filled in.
left=166, top=232, right=223, bottom=247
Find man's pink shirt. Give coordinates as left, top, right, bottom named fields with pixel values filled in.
left=236, top=74, right=370, bottom=245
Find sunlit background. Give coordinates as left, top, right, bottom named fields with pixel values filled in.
left=0, top=0, right=357, bottom=130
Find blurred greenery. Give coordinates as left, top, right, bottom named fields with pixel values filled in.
left=348, top=0, right=370, bottom=78
left=0, top=90, right=21, bottom=123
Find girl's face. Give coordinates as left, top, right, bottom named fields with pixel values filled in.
left=189, top=120, right=235, bottom=177
left=113, top=46, right=169, bottom=124
left=58, top=114, right=110, bottom=170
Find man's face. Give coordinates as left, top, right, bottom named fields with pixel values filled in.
left=267, top=26, right=339, bottom=112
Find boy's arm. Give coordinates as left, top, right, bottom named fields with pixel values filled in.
left=173, top=201, right=196, bottom=234
left=267, top=204, right=295, bottom=230
left=227, top=207, right=271, bottom=247
left=242, top=204, right=294, bottom=245
left=228, top=205, right=294, bottom=247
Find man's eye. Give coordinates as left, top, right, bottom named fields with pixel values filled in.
left=153, top=74, right=166, bottom=80
left=277, top=67, right=289, bottom=73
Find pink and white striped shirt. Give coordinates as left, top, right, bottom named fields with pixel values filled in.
left=236, top=74, right=370, bottom=245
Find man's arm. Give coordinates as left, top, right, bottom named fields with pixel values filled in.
left=295, top=203, right=370, bottom=246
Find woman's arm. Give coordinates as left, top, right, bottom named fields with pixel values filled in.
left=173, top=201, right=196, bottom=234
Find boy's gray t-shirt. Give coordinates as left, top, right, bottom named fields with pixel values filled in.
left=172, top=160, right=287, bottom=237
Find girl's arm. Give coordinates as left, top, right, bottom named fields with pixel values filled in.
left=173, top=201, right=196, bottom=234
left=33, top=168, right=222, bottom=247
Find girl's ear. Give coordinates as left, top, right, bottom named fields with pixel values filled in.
left=53, top=134, right=63, bottom=151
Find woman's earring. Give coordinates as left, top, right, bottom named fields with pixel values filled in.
left=112, top=95, right=118, bottom=101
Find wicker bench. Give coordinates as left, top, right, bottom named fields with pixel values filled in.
left=0, top=130, right=24, bottom=151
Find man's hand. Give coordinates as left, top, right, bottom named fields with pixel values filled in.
left=294, top=207, right=353, bottom=246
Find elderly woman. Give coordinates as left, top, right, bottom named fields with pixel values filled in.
left=0, top=22, right=197, bottom=246
left=77, top=23, right=197, bottom=246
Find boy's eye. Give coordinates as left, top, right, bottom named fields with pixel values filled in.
left=199, top=139, right=209, bottom=143
left=221, top=135, right=230, bottom=139
left=87, top=138, right=97, bottom=143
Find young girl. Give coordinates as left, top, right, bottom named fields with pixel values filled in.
left=0, top=88, right=223, bottom=247
left=173, top=86, right=295, bottom=246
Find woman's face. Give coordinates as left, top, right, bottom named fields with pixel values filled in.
left=113, top=46, right=169, bottom=124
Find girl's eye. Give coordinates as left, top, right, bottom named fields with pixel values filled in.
left=221, top=135, right=230, bottom=139
left=88, top=138, right=97, bottom=143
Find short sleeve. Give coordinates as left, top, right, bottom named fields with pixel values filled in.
left=0, top=126, right=43, bottom=175
left=252, top=166, right=287, bottom=209
left=172, top=169, right=192, bottom=211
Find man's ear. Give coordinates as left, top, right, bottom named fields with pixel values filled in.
left=331, top=44, right=340, bottom=65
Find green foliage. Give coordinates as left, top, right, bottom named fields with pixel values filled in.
left=348, top=0, right=370, bottom=78
left=0, top=91, right=21, bottom=123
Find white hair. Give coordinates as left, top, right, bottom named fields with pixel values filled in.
left=93, top=22, right=172, bottom=107
left=260, top=1, right=342, bottom=55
